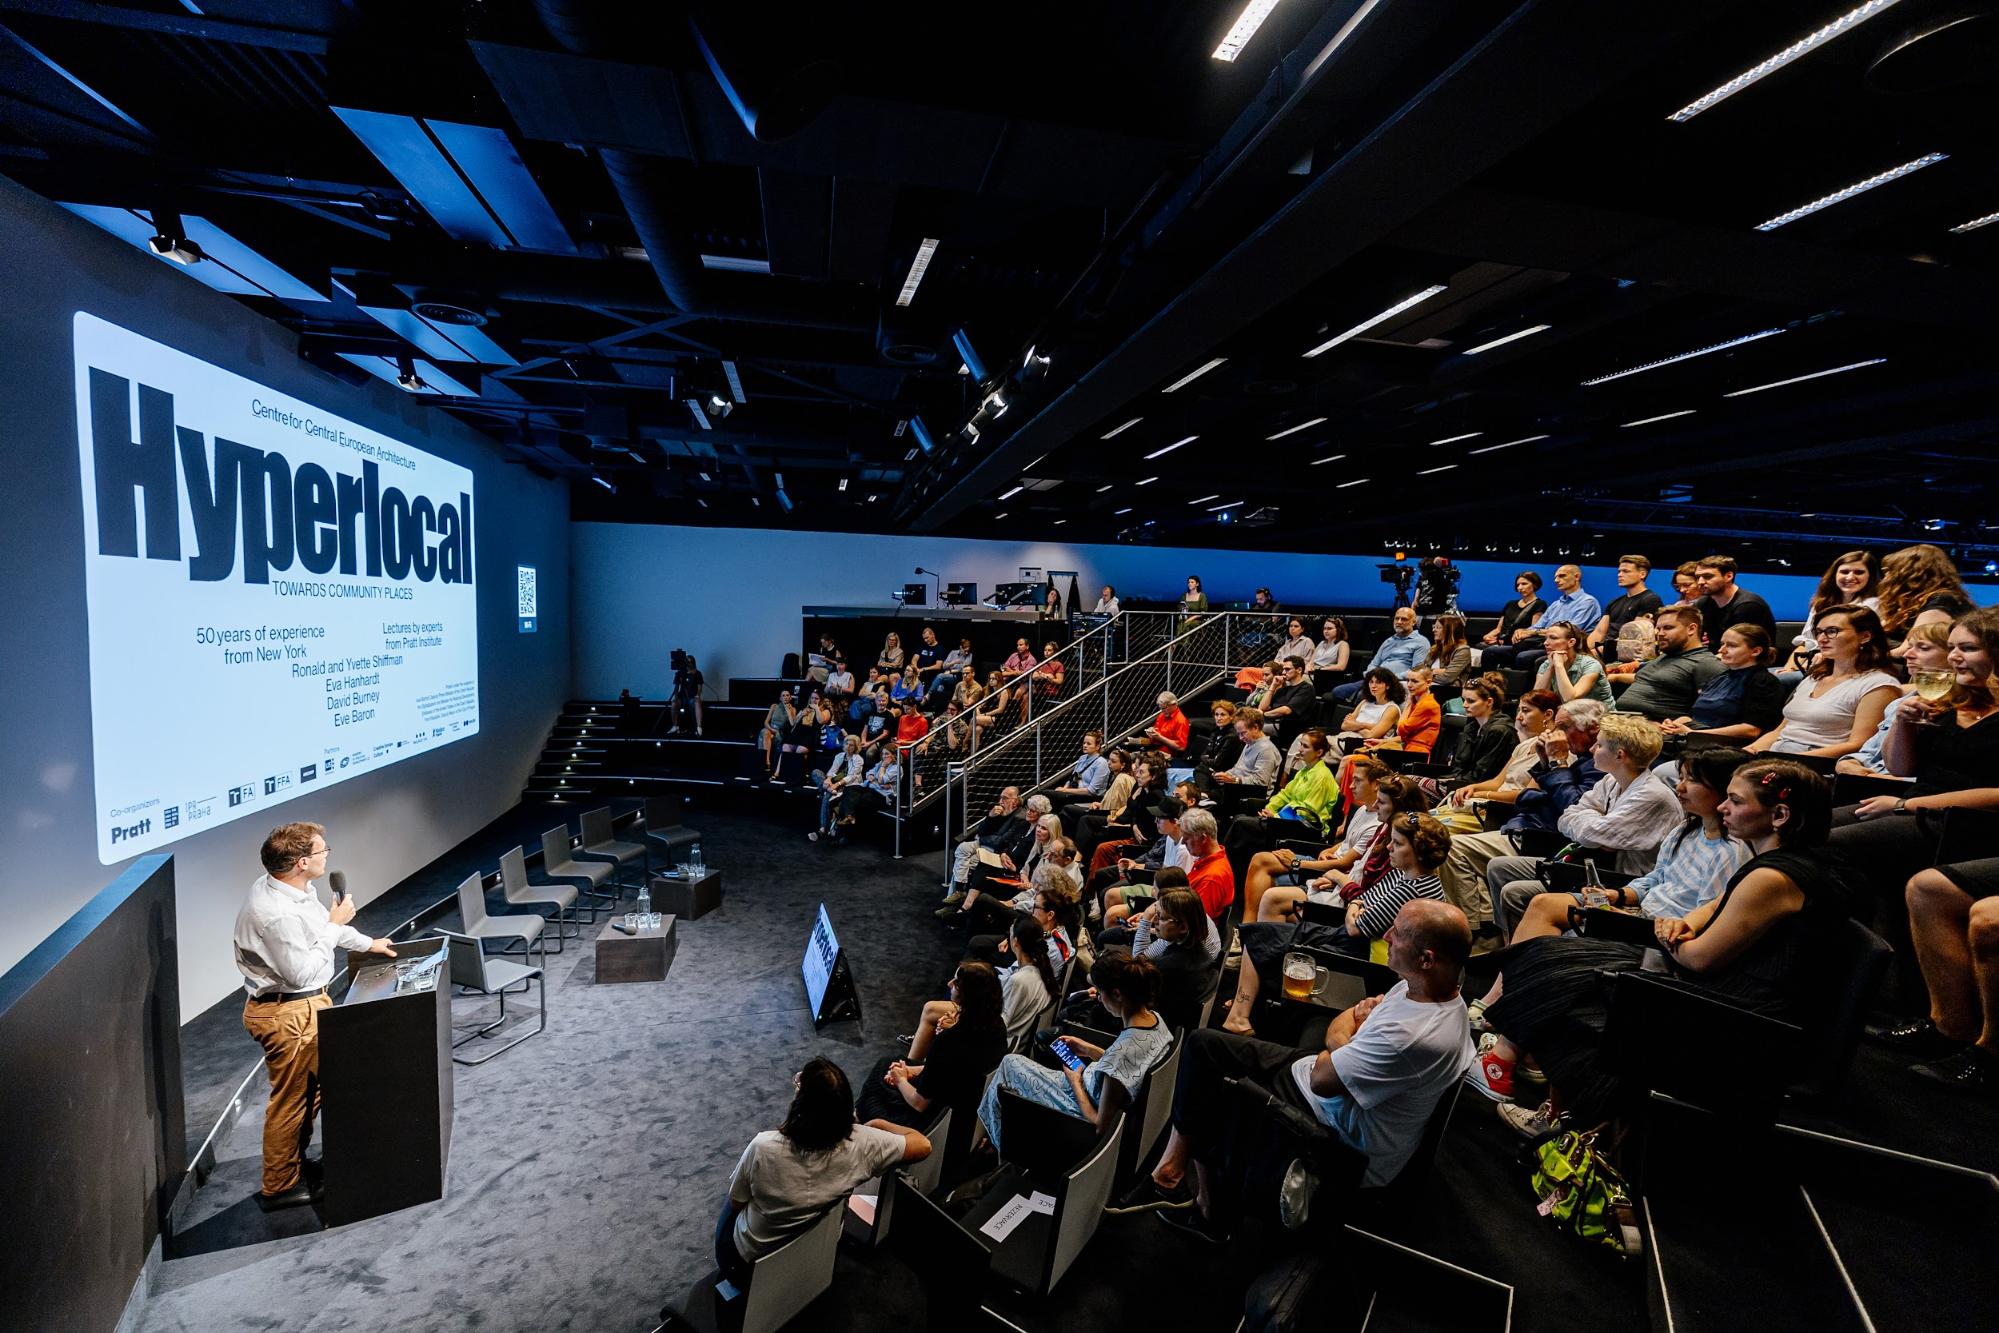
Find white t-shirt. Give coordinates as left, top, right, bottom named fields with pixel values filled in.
left=999, top=961, right=1053, bottom=1045
left=1290, top=981, right=1474, bottom=1186
left=727, top=1125, right=908, bottom=1259
left=1773, top=669, right=1898, bottom=753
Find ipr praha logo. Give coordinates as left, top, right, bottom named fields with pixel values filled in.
left=87, top=370, right=474, bottom=586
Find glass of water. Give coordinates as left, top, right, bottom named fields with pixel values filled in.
left=625, top=911, right=639, bottom=930
left=649, top=912, right=662, bottom=929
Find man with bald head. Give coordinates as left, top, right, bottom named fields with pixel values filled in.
left=1483, top=564, right=1602, bottom=671
left=1331, top=606, right=1431, bottom=704
left=1143, top=900, right=1474, bottom=1238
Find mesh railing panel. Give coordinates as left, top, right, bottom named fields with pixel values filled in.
left=937, top=613, right=1280, bottom=840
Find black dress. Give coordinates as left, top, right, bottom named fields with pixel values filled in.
left=1483, top=847, right=1856, bottom=1123
left=854, top=1021, right=1007, bottom=1126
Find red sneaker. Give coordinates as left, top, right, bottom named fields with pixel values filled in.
left=1466, top=1048, right=1516, bottom=1103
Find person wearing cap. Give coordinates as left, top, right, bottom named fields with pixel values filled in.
left=1097, top=794, right=1193, bottom=924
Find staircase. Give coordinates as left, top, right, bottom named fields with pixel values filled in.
left=521, top=686, right=796, bottom=802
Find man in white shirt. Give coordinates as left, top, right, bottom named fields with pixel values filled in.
left=1146, top=900, right=1474, bottom=1237
left=234, top=821, right=395, bottom=1209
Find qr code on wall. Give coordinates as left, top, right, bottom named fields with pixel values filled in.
left=517, top=565, right=537, bottom=619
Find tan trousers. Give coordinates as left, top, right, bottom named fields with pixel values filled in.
left=242, top=991, right=330, bottom=1194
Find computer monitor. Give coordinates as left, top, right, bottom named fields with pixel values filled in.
left=944, top=582, right=977, bottom=606
left=901, top=582, right=929, bottom=606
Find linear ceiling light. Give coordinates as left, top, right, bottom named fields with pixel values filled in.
left=1146, top=435, right=1199, bottom=460
left=1754, top=153, right=1946, bottom=231
left=1949, top=210, right=1999, bottom=234
left=1188, top=494, right=1220, bottom=505
left=1101, top=417, right=1142, bottom=438
left=1722, top=357, right=1887, bottom=397
left=1096, top=484, right=1114, bottom=493
left=1620, top=409, right=1697, bottom=427
left=1310, top=453, right=1347, bottom=466
left=838, top=478, right=848, bottom=491
left=1208, top=500, right=1246, bottom=511
left=1115, top=507, right=1133, bottom=515
left=1163, top=357, right=1227, bottom=392
left=1303, top=285, right=1448, bottom=358
left=1581, top=328, right=1785, bottom=385
left=1213, top=0, right=1283, bottom=61
left=1668, top=0, right=1906, bottom=122
left=685, top=399, right=713, bottom=429
left=897, top=237, right=940, bottom=307
left=1416, top=464, right=1457, bottom=475
left=722, top=360, right=746, bottom=402
left=1427, top=432, right=1482, bottom=447
left=1462, top=323, right=1552, bottom=355
left=1335, top=477, right=1370, bottom=488
left=1135, top=476, right=1159, bottom=486
left=999, top=485, right=1025, bottom=501
left=1468, top=434, right=1549, bottom=454
left=1267, top=417, right=1327, bottom=440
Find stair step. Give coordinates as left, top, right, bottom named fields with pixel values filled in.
left=1646, top=1187, right=1863, bottom=1332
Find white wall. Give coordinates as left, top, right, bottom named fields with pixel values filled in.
left=0, top=179, right=571, bottom=1016
left=573, top=522, right=1951, bottom=699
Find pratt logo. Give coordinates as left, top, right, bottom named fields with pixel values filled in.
left=87, top=371, right=474, bottom=586
left=110, top=816, right=152, bottom=844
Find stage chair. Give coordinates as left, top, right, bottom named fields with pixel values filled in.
left=498, top=846, right=580, bottom=950
left=1051, top=1019, right=1184, bottom=1189
left=727, top=1203, right=844, bottom=1333
left=643, top=796, right=702, bottom=864
left=540, top=826, right=619, bottom=913
left=439, top=929, right=545, bottom=1066
left=577, top=806, right=648, bottom=887
left=454, top=871, right=545, bottom=969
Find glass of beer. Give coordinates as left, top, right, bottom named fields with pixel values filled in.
left=1282, top=952, right=1320, bottom=1001
left=1912, top=670, right=1956, bottom=704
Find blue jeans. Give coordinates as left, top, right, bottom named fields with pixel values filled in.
left=1330, top=679, right=1366, bottom=704
left=978, top=1052, right=1089, bottom=1155
left=812, top=770, right=838, bottom=830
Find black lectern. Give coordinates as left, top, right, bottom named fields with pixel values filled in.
left=318, top=936, right=454, bottom=1226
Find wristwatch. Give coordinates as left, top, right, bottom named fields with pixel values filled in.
left=1893, top=797, right=1910, bottom=815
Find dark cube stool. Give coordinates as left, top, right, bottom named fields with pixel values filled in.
left=595, top=913, right=677, bottom=984
left=652, top=870, right=722, bottom=921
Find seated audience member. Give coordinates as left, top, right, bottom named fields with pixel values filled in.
left=1783, top=551, right=1881, bottom=674
left=1484, top=564, right=1601, bottom=671
left=1029, top=640, right=1066, bottom=709
left=1089, top=885, right=1221, bottom=1032
left=1243, top=659, right=1284, bottom=712
left=1042, top=584, right=1065, bottom=621
left=1174, top=700, right=1240, bottom=788
left=806, top=633, right=839, bottom=685
left=894, top=698, right=929, bottom=747
left=948, top=787, right=1027, bottom=895
left=1226, top=815, right=1453, bottom=1033
left=717, top=1059, right=930, bottom=1285
left=1050, top=730, right=1112, bottom=816
left=807, top=736, right=866, bottom=842
left=997, top=917, right=1060, bottom=1046
left=1332, top=607, right=1431, bottom=703
left=1261, top=657, right=1319, bottom=750
left=1586, top=555, right=1665, bottom=661
left=1143, top=691, right=1192, bottom=758
left=1148, top=900, right=1472, bottom=1234
left=1477, top=748, right=1752, bottom=963
left=760, top=688, right=798, bottom=779
left=1310, top=617, right=1352, bottom=692
left=1427, top=616, right=1473, bottom=689
left=1692, top=554, right=1777, bottom=651
left=952, top=666, right=988, bottom=714
left=1177, top=807, right=1236, bottom=923
left=973, top=669, right=1013, bottom=733
left=1838, top=618, right=1954, bottom=776
left=1278, top=617, right=1317, bottom=666
left=1092, top=795, right=1194, bottom=910
left=1660, top=624, right=1786, bottom=747
left=917, top=699, right=976, bottom=759
left=1100, top=863, right=1190, bottom=952
left=1483, top=572, right=1547, bottom=649
left=1447, top=689, right=1560, bottom=812
left=1389, top=667, right=1443, bottom=756
left=1335, top=670, right=1405, bottom=753
left=1092, top=585, right=1121, bottom=616
left=1531, top=622, right=1615, bottom=707
left=928, top=636, right=976, bottom=708
left=966, top=879, right=1082, bottom=978
left=1080, top=754, right=1163, bottom=870
left=855, top=693, right=893, bottom=758
left=875, top=631, right=906, bottom=677
left=978, top=951, right=1170, bottom=1154
left=996, top=637, right=1037, bottom=702
left=1209, top=708, right=1282, bottom=801
left=1485, top=715, right=1681, bottom=934
left=1748, top=605, right=1899, bottom=760
left=824, top=658, right=856, bottom=700
left=1468, top=761, right=1855, bottom=1134
left=857, top=962, right=1007, bottom=1126
left=1251, top=766, right=1423, bottom=926
left=907, top=626, right=944, bottom=696
left=1825, top=608, right=1999, bottom=894
left=1670, top=562, right=1700, bottom=603
left=1447, top=675, right=1517, bottom=789
left=1891, top=852, right=1999, bottom=1093
left=1234, top=728, right=1341, bottom=847
left=1241, top=756, right=1392, bottom=926
left=1610, top=605, right=1723, bottom=722
left=776, top=690, right=823, bottom=782
left=1439, top=700, right=1607, bottom=926
left=832, top=748, right=900, bottom=835
left=944, top=813, right=1063, bottom=922
left=1064, top=747, right=1134, bottom=841
left=1875, top=543, right=1968, bottom=643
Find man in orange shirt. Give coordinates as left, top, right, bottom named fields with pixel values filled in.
left=1178, top=807, right=1237, bottom=921
left=1144, top=691, right=1191, bottom=756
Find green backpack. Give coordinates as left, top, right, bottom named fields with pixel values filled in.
left=1529, top=1127, right=1642, bottom=1258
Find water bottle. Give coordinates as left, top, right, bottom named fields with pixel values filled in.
left=635, top=881, right=652, bottom=927
left=689, top=844, right=704, bottom=878
left=1581, top=859, right=1610, bottom=909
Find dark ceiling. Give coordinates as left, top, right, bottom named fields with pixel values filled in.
left=6, top=0, right=1998, bottom=575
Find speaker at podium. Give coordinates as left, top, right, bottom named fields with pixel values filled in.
left=317, top=936, right=455, bottom=1226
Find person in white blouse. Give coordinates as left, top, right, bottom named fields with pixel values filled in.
left=233, top=821, right=395, bottom=1209
left=1092, top=585, right=1121, bottom=616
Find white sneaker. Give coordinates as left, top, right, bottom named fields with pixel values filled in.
left=1495, top=1099, right=1556, bottom=1138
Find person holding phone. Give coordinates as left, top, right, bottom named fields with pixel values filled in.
left=976, top=951, right=1169, bottom=1153
left=233, top=822, right=395, bottom=1210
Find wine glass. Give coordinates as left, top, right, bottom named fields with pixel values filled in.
left=1912, top=670, right=1956, bottom=704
